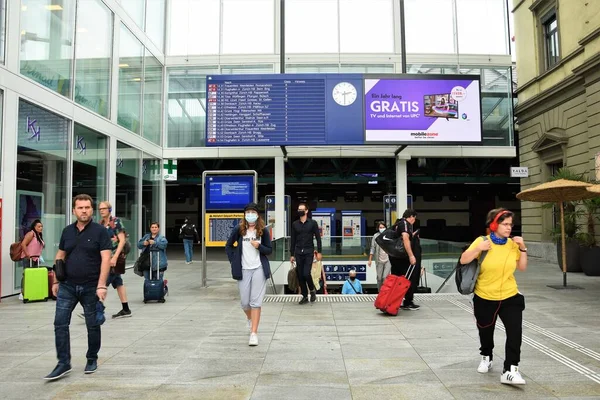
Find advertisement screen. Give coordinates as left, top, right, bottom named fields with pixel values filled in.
left=205, top=175, right=254, bottom=210
left=364, top=76, right=482, bottom=144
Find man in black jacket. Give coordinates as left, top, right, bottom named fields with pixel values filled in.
left=290, top=203, right=322, bottom=304
left=390, top=209, right=421, bottom=310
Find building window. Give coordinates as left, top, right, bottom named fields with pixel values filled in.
left=542, top=10, right=559, bottom=69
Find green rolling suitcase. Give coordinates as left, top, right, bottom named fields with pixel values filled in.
left=23, top=261, right=49, bottom=303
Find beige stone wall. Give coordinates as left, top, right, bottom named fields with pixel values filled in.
left=514, top=0, right=600, bottom=253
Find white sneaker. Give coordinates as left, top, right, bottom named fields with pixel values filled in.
left=501, top=365, right=526, bottom=385
left=477, top=356, right=493, bottom=373
left=247, top=319, right=251, bottom=331
left=249, top=333, right=258, bottom=346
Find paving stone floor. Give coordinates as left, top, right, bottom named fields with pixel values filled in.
left=1, top=254, right=599, bottom=399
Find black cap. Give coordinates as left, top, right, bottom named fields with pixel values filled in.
left=244, top=202, right=260, bottom=213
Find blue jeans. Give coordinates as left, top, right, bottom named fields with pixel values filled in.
left=54, top=282, right=101, bottom=367
left=183, top=239, right=194, bottom=262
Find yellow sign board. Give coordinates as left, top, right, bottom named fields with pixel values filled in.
left=205, top=213, right=243, bottom=247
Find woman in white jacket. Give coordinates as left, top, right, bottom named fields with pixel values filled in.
left=368, top=222, right=392, bottom=290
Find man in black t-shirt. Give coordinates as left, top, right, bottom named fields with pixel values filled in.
left=44, top=194, right=112, bottom=381
left=390, top=209, right=421, bottom=310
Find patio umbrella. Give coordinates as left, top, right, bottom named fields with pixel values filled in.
left=516, top=179, right=596, bottom=288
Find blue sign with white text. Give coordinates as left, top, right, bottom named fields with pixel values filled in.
left=205, top=175, right=255, bottom=210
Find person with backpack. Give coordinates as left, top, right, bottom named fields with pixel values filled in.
left=98, top=201, right=131, bottom=319
left=460, top=208, right=528, bottom=385
left=180, top=217, right=200, bottom=264
left=389, top=209, right=420, bottom=310
left=225, top=203, right=271, bottom=346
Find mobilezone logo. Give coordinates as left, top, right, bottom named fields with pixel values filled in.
left=364, top=77, right=482, bottom=143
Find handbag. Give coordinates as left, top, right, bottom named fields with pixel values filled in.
left=112, top=253, right=127, bottom=275
left=375, top=228, right=407, bottom=258
left=54, top=259, right=67, bottom=282
left=135, top=249, right=151, bottom=273
left=287, top=262, right=299, bottom=293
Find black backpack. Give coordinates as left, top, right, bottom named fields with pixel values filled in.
left=182, top=224, right=195, bottom=237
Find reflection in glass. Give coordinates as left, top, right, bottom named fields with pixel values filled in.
left=142, top=157, right=161, bottom=234
left=168, top=0, right=219, bottom=56
left=146, top=0, right=165, bottom=51
left=143, top=50, right=163, bottom=145
left=222, top=0, right=274, bottom=54
left=286, top=0, right=338, bottom=53
left=16, top=101, right=69, bottom=290
left=167, top=67, right=218, bottom=147
left=72, top=124, right=108, bottom=215
left=20, top=0, right=76, bottom=97
left=340, top=0, right=394, bottom=53
left=118, top=25, right=143, bottom=134
left=116, top=142, right=140, bottom=265
left=74, top=0, right=112, bottom=117
left=405, top=0, right=454, bottom=54
left=456, top=0, right=507, bottom=55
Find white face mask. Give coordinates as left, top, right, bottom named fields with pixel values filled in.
left=379, top=228, right=386, bottom=233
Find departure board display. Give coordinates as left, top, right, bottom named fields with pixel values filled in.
left=205, top=175, right=254, bottom=210
left=205, top=74, right=364, bottom=146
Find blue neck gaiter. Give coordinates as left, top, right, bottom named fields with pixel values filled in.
left=490, top=232, right=507, bottom=245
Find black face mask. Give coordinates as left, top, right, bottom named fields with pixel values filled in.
left=350, top=277, right=356, bottom=281
left=297, top=210, right=306, bottom=218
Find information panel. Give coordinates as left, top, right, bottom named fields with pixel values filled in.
left=364, top=75, right=482, bottom=144
left=205, top=74, right=364, bottom=146
left=205, top=175, right=254, bottom=210
left=205, top=213, right=243, bottom=247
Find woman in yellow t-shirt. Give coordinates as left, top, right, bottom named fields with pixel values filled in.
left=460, top=208, right=528, bottom=386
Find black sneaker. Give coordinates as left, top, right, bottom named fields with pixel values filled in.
left=310, top=291, right=316, bottom=303
left=44, top=364, right=72, bottom=381
left=401, top=303, right=420, bottom=311
left=84, top=360, right=97, bottom=374
left=298, top=297, right=309, bottom=305
left=112, top=309, right=132, bottom=319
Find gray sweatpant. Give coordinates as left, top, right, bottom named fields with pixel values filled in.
left=238, top=267, right=267, bottom=310
left=376, top=260, right=392, bottom=290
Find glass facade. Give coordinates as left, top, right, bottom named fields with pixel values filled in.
left=142, top=156, right=161, bottom=233
left=118, top=24, right=144, bottom=134
left=72, top=123, right=108, bottom=218
left=0, top=0, right=6, bottom=63
left=20, top=0, right=77, bottom=97
left=16, top=101, right=69, bottom=290
left=116, top=141, right=141, bottom=265
left=167, top=67, right=218, bottom=147
left=169, top=0, right=219, bottom=56
left=146, top=0, right=165, bottom=51
left=222, top=0, right=274, bottom=54
left=120, top=0, right=145, bottom=29
left=74, top=0, right=113, bottom=117
left=143, top=50, right=162, bottom=145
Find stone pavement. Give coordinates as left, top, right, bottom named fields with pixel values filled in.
left=0, top=256, right=599, bottom=399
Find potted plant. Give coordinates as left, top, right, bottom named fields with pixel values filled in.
left=546, top=168, right=587, bottom=272
left=580, top=196, right=600, bottom=276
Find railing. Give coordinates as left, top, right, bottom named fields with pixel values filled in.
left=270, top=236, right=468, bottom=293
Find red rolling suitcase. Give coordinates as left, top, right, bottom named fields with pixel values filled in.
left=374, top=265, right=416, bottom=316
